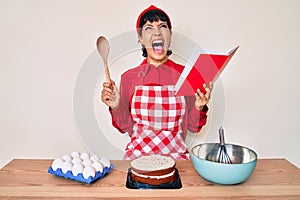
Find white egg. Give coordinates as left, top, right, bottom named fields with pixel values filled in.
left=82, top=166, right=96, bottom=179
left=71, top=151, right=80, bottom=158
left=92, top=161, right=103, bottom=173
left=100, top=157, right=111, bottom=168
left=72, top=157, right=82, bottom=164
left=72, top=163, right=84, bottom=176
left=82, top=159, right=92, bottom=167
left=62, top=154, right=72, bottom=162
left=90, top=155, right=100, bottom=162
left=52, top=158, right=64, bottom=171
left=80, top=152, right=89, bottom=160
left=61, top=161, right=73, bottom=174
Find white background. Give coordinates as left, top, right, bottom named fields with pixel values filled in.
left=1, top=0, right=299, bottom=168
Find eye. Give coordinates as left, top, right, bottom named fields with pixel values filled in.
left=144, top=25, right=152, bottom=31
left=160, top=24, right=168, bottom=29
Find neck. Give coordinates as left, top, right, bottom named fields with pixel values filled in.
left=146, top=57, right=168, bottom=67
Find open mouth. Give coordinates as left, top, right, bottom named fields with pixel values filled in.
left=152, top=39, right=164, bottom=54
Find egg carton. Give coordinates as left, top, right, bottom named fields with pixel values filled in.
left=48, top=164, right=114, bottom=184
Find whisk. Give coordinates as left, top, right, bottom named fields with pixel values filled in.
left=204, top=127, right=232, bottom=164
left=218, top=127, right=232, bottom=164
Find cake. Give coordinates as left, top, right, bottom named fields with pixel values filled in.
left=130, top=155, right=176, bottom=185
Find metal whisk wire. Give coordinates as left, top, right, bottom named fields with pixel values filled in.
left=218, top=127, right=232, bottom=164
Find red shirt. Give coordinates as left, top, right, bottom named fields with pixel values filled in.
left=110, top=59, right=208, bottom=139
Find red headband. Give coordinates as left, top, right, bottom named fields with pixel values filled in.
left=136, top=5, right=172, bottom=34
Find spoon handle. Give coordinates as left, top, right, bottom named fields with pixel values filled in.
left=104, top=62, right=111, bottom=83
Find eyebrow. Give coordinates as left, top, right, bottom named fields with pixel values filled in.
left=143, top=21, right=168, bottom=27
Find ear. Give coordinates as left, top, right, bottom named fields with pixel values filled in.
left=138, top=35, right=144, bottom=46
left=169, top=31, right=172, bottom=46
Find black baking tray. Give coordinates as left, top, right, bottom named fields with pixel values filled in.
left=126, top=168, right=182, bottom=189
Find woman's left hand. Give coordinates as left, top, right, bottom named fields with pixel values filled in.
left=194, top=82, right=213, bottom=111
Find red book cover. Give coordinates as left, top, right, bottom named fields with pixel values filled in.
left=174, top=46, right=239, bottom=96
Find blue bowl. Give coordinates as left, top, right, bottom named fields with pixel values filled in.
left=191, top=143, right=257, bottom=185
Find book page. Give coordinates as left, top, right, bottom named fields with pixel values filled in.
left=174, top=47, right=205, bottom=92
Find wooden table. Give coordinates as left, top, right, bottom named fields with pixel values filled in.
left=0, top=159, right=299, bottom=199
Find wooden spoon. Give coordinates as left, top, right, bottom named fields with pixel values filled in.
left=96, top=36, right=111, bottom=83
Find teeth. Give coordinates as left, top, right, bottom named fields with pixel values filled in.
left=153, top=40, right=163, bottom=44
left=152, top=40, right=163, bottom=47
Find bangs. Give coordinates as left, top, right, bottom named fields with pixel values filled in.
left=138, top=10, right=171, bottom=35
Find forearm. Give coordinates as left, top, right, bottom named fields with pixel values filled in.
left=185, top=95, right=208, bottom=132
left=109, top=103, right=132, bottom=133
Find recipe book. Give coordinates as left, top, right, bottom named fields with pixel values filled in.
left=174, top=46, right=239, bottom=96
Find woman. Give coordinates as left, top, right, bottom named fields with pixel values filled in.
left=101, top=5, right=212, bottom=160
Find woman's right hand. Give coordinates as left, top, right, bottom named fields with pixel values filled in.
left=101, top=80, right=120, bottom=110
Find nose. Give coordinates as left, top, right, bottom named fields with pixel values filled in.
left=153, top=27, right=161, bottom=36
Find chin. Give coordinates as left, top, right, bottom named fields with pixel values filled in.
left=156, top=55, right=167, bottom=60
left=151, top=52, right=167, bottom=60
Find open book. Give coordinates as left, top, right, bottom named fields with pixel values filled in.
left=174, top=46, right=239, bottom=96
